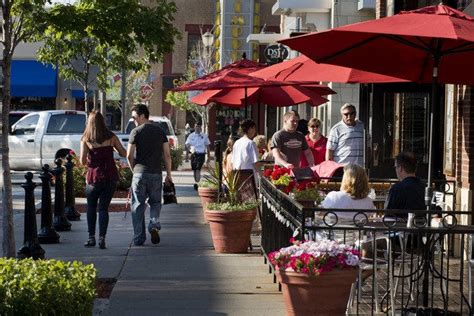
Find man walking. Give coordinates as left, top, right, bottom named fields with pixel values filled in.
left=271, top=111, right=314, bottom=168
left=185, top=122, right=211, bottom=190
left=127, top=104, right=172, bottom=246
left=326, top=103, right=365, bottom=166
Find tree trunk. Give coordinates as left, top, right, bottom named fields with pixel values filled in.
left=2, top=13, right=17, bottom=257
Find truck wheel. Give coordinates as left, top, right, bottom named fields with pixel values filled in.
left=55, top=149, right=72, bottom=160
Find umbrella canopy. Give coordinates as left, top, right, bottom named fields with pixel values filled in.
left=251, top=54, right=409, bottom=83
left=190, top=84, right=333, bottom=107
left=279, top=5, right=474, bottom=85
left=280, top=4, right=474, bottom=212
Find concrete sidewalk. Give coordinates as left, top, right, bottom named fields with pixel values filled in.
left=5, top=169, right=285, bottom=315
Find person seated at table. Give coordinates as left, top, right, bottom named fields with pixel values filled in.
left=384, top=152, right=425, bottom=218
left=321, top=163, right=375, bottom=220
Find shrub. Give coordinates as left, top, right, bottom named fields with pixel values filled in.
left=0, top=258, right=96, bottom=315
left=162, top=145, right=184, bottom=171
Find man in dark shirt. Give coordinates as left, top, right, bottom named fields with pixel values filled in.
left=385, top=152, right=425, bottom=216
left=127, top=104, right=172, bottom=246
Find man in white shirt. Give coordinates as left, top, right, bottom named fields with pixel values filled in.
left=231, top=119, right=259, bottom=201
left=185, top=122, right=211, bottom=190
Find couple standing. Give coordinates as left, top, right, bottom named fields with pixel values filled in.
left=80, top=104, right=172, bottom=248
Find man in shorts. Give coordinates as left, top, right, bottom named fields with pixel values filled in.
left=185, top=122, right=211, bottom=190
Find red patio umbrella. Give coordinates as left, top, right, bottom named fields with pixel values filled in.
left=280, top=5, right=474, bottom=212
left=251, top=54, right=409, bottom=83
left=190, top=84, right=333, bottom=107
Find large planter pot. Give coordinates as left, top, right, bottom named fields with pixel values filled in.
left=205, top=208, right=257, bottom=253
left=295, top=199, right=314, bottom=208
left=198, top=187, right=219, bottom=208
left=276, top=269, right=357, bottom=316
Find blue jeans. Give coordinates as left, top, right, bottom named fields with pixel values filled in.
left=131, top=173, right=163, bottom=245
left=86, top=181, right=117, bottom=237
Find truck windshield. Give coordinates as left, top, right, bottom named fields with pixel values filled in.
left=46, top=114, right=86, bottom=134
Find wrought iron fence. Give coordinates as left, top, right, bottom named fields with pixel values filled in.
left=260, top=177, right=473, bottom=315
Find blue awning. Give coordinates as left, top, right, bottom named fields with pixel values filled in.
left=11, top=60, right=57, bottom=97
left=72, top=89, right=94, bottom=98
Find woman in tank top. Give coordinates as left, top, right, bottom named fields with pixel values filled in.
left=80, top=111, right=126, bottom=249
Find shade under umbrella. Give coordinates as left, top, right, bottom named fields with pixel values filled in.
left=190, top=84, right=333, bottom=107
left=251, top=54, right=409, bottom=83
left=280, top=5, right=474, bottom=215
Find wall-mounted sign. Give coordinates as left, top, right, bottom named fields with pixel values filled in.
left=264, top=44, right=289, bottom=64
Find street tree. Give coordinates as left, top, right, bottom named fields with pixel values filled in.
left=165, top=40, right=217, bottom=134
left=1, top=0, right=49, bottom=257
left=37, top=0, right=180, bottom=112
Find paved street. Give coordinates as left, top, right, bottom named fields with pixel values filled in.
left=1, top=167, right=285, bottom=316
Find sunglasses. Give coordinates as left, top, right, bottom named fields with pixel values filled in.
left=132, top=115, right=140, bottom=121
left=309, top=125, right=320, bottom=128
left=342, top=111, right=356, bottom=117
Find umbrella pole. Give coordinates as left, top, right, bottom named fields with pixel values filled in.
left=245, top=87, right=248, bottom=118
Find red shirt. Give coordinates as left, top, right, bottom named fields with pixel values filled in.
left=300, top=135, right=328, bottom=167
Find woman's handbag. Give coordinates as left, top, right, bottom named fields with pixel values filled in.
left=163, top=180, right=177, bottom=204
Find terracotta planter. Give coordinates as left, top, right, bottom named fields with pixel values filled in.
left=205, top=208, right=257, bottom=253
left=198, top=187, right=219, bottom=208
left=296, top=199, right=314, bottom=208
left=276, top=269, right=357, bottom=316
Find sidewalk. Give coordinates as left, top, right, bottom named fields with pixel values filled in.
left=4, top=167, right=285, bottom=315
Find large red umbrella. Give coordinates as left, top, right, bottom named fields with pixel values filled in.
left=251, top=54, right=409, bottom=83
left=190, top=84, right=333, bottom=107
left=280, top=5, right=474, bottom=212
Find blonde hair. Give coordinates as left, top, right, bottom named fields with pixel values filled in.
left=340, top=164, right=369, bottom=199
left=308, top=118, right=321, bottom=127
left=253, top=135, right=266, bottom=150
left=283, top=110, right=299, bottom=121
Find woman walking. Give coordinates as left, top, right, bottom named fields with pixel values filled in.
left=80, top=111, right=127, bottom=249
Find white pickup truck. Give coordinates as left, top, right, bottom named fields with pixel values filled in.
left=9, top=110, right=87, bottom=170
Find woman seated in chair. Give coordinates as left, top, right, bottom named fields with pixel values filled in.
left=320, top=164, right=375, bottom=244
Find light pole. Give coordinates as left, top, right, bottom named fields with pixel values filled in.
left=201, top=31, right=214, bottom=75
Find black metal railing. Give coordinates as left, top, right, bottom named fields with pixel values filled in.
left=260, top=177, right=473, bottom=316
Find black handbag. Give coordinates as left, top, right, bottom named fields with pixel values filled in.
left=163, top=181, right=177, bottom=204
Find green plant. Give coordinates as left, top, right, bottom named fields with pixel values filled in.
left=292, top=182, right=323, bottom=204
left=199, top=163, right=221, bottom=189
left=0, top=258, right=96, bottom=314
left=161, top=145, right=184, bottom=171
left=206, top=170, right=259, bottom=211
left=116, top=160, right=133, bottom=191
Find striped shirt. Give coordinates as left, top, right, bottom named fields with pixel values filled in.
left=327, top=120, right=364, bottom=166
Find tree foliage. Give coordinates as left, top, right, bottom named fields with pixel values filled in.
left=165, top=40, right=216, bottom=133
left=37, top=0, right=180, bottom=110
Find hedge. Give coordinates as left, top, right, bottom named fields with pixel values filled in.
left=0, top=258, right=96, bottom=315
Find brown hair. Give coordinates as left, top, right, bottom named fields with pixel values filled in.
left=81, top=110, right=114, bottom=144
left=340, top=164, right=369, bottom=199
left=283, top=110, right=299, bottom=121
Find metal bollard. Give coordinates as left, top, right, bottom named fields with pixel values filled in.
left=64, top=154, right=81, bottom=221
left=52, top=158, right=72, bottom=231
left=17, top=172, right=45, bottom=259
left=38, top=164, right=60, bottom=243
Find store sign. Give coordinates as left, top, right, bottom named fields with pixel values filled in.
left=139, top=84, right=153, bottom=102
left=264, top=44, right=289, bottom=63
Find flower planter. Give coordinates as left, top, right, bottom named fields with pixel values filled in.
left=205, top=208, right=257, bottom=253
left=198, top=187, right=219, bottom=221
left=276, top=269, right=357, bottom=316
left=295, top=199, right=314, bottom=208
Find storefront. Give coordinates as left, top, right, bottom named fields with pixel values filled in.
left=10, top=60, right=58, bottom=110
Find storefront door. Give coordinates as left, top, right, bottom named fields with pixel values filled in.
left=364, top=83, right=441, bottom=180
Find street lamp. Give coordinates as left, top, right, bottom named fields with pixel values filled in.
left=201, top=31, right=214, bottom=48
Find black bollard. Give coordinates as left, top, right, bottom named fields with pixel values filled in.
left=52, top=158, right=72, bottom=231
left=64, top=154, right=81, bottom=221
left=38, top=164, right=60, bottom=244
left=17, top=172, right=45, bottom=259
